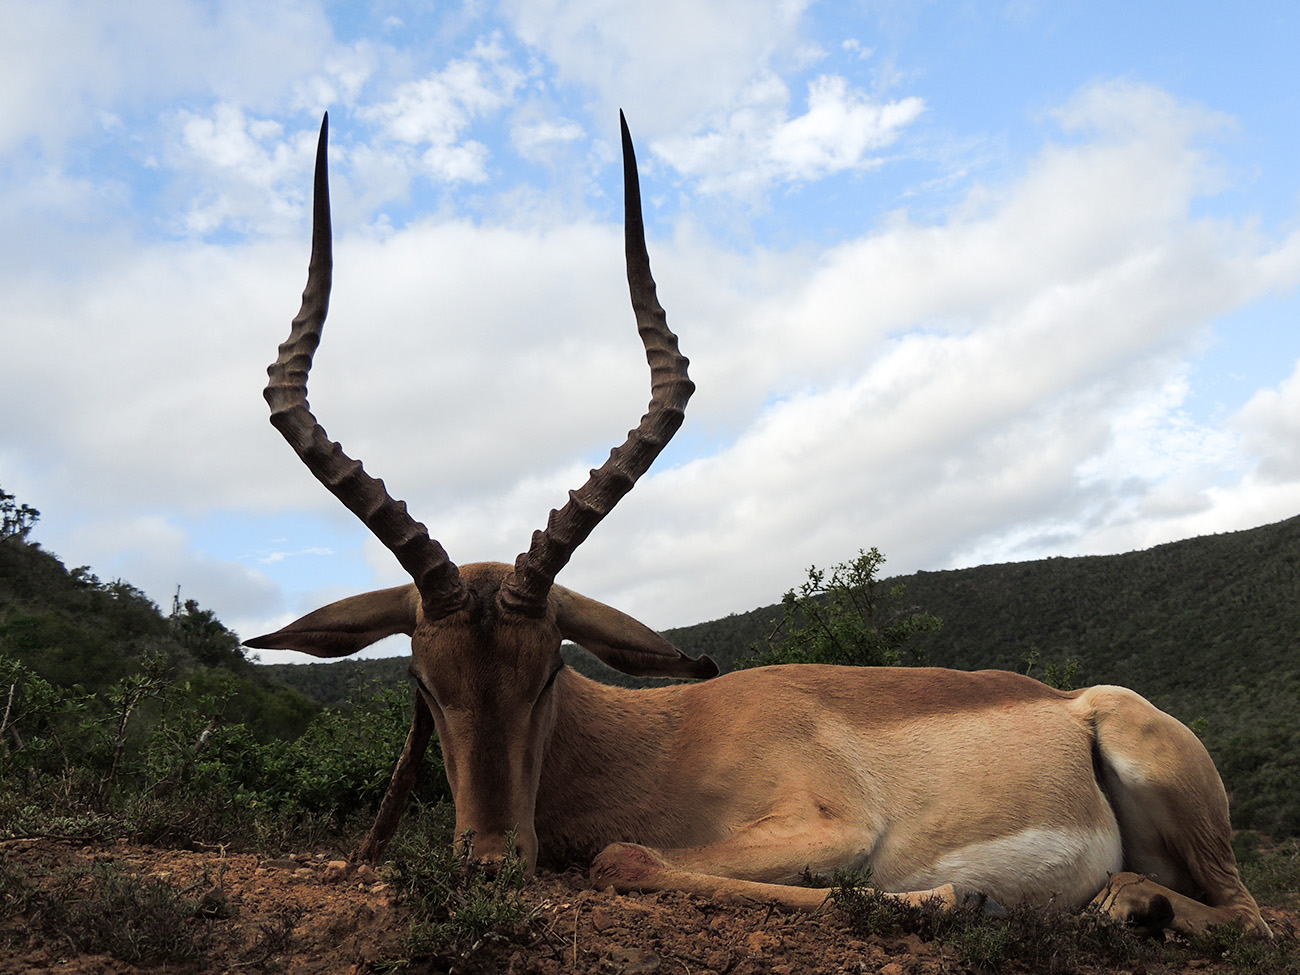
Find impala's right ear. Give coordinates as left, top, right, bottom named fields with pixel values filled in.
left=244, top=584, right=421, bottom=657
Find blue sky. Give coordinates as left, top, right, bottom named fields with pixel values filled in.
left=3, top=1, right=1299, bottom=663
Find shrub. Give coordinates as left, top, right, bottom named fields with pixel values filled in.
left=745, top=548, right=941, bottom=669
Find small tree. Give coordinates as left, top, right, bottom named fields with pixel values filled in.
left=744, top=548, right=941, bottom=669
left=0, top=486, right=39, bottom=541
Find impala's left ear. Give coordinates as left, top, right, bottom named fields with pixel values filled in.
left=551, top=585, right=717, bottom=680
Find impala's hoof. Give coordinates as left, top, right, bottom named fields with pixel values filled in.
left=590, top=843, right=668, bottom=888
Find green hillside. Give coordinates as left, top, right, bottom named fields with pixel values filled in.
left=0, top=520, right=318, bottom=743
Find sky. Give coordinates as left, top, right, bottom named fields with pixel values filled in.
left=3, top=1, right=1299, bottom=665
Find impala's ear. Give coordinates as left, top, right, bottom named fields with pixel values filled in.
left=551, top=585, right=717, bottom=680
left=244, top=584, right=421, bottom=657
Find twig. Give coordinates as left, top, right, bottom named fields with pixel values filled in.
left=571, top=905, right=580, bottom=971
left=0, top=681, right=15, bottom=755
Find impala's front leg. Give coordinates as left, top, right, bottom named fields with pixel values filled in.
left=589, top=842, right=984, bottom=915
left=353, top=690, right=436, bottom=863
left=588, top=811, right=996, bottom=915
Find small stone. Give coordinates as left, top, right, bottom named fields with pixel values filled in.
left=322, top=860, right=351, bottom=883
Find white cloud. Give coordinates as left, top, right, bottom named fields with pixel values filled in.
left=166, top=104, right=320, bottom=235
left=1234, top=360, right=1300, bottom=482
left=500, top=0, right=811, bottom=133
left=511, top=116, right=585, bottom=162
left=655, top=74, right=924, bottom=195
left=0, top=0, right=336, bottom=156
left=358, top=36, right=525, bottom=183
left=12, top=78, right=1300, bottom=635
left=3, top=0, right=1299, bottom=655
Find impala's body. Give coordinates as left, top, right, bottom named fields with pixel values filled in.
left=247, top=113, right=1270, bottom=940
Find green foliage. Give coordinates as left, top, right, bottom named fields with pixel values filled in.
left=1235, top=834, right=1300, bottom=907
left=0, top=651, right=447, bottom=850
left=260, top=656, right=412, bottom=708
left=1189, top=922, right=1300, bottom=975
left=833, top=871, right=1151, bottom=974
left=4, top=862, right=214, bottom=964
left=0, top=485, right=39, bottom=541
left=743, top=548, right=941, bottom=669
left=381, top=805, right=536, bottom=969
left=0, top=536, right=319, bottom=741
left=1020, top=645, right=1082, bottom=690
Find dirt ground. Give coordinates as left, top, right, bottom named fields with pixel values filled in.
left=1, top=837, right=1294, bottom=975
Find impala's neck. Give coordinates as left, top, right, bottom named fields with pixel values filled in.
left=532, top=667, right=702, bottom=865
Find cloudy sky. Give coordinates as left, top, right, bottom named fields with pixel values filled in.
left=3, top=1, right=1299, bottom=663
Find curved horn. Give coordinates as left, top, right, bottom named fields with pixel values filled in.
left=499, top=112, right=694, bottom=616
left=264, top=114, right=468, bottom=620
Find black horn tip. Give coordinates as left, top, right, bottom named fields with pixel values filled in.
left=619, top=111, right=636, bottom=168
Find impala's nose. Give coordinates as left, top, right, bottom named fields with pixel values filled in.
left=469, top=852, right=507, bottom=879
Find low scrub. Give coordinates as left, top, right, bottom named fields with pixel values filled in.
left=379, top=804, right=537, bottom=968
left=1, top=860, right=217, bottom=964
left=831, top=867, right=1299, bottom=975
left=0, top=652, right=448, bottom=851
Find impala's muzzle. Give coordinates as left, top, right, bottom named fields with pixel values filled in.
left=427, top=684, right=550, bottom=880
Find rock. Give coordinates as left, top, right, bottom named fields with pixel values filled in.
left=322, top=860, right=351, bottom=883
left=354, top=863, right=378, bottom=884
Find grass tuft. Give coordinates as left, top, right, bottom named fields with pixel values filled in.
left=23, top=862, right=211, bottom=964
left=378, top=804, right=537, bottom=969
left=832, top=870, right=1151, bottom=975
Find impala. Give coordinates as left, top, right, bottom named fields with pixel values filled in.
left=246, top=113, right=1270, bottom=939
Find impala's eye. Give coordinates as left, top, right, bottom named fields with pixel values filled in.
left=409, top=668, right=441, bottom=709
left=539, top=664, right=563, bottom=697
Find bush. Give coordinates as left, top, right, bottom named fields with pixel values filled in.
left=381, top=804, right=536, bottom=968
left=1, top=654, right=447, bottom=851
left=745, top=548, right=941, bottom=669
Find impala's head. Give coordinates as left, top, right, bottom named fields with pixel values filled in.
left=244, top=113, right=715, bottom=873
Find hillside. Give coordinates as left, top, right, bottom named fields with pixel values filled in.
left=0, top=530, right=318, bottom=742
left=268, top=515, right=1300, bottom=837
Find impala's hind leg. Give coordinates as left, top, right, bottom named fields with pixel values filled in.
left=1083, top=686, right=1270, bottom=937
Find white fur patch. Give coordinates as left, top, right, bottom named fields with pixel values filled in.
left=884, top=826, right=1123, bottom=909
left=1101, top=750, right=1148, bottom=788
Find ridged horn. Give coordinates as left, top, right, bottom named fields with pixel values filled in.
left=498, top=112, right=694, bottom=617
left=264, top=113, right=468, bottom=620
